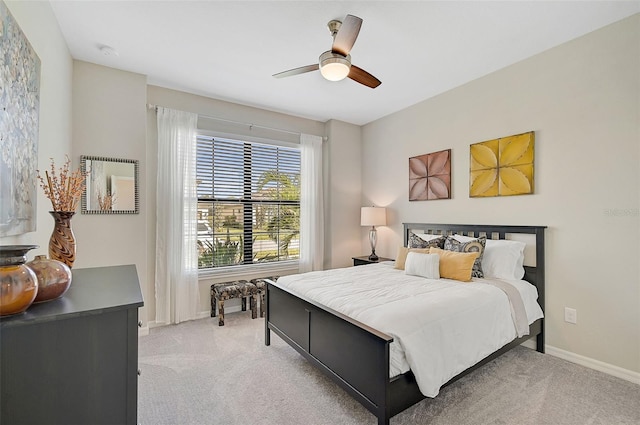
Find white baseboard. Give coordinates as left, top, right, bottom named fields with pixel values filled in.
left=196, top=310, right=212, bottom=319
left=546, top=345, right=640, bottom=385
left=139, top=306, right=243, bottom=336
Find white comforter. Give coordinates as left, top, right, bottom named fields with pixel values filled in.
left=276, top=262, right=544, bottom=397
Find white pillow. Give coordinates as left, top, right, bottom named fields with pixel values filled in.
left=404, top=252, right=440, bottom=279
left=482, top=239, right=526, bottom=280
left=412, top=233, right=445, bottom=242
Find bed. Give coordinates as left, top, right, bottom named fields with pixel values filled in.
left=265, top=223, right=546, bottom=425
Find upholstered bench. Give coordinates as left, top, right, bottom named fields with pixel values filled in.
left=250, top=276, right=279, bottom=318
left=211, top=280, right=258, bottom=326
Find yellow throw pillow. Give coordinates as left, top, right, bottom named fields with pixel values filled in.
left=429, top=247, right=480, bottom=282
left=394, top=247, right=431, bottom=270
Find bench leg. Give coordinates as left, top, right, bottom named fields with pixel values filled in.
left=250, top=295, right=257, bottom=319
left=218, top=299, right=225, bottom=326
left=211, top=292, right=216, bottom=317
left=241, top=297, right=247, bottom=311
left=259, top=292, right=265, bottom=317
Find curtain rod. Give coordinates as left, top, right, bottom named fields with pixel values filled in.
left=147, top=103, right=326, bottom=140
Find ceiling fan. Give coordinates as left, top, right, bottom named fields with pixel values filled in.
left=273, top=14, right=381, bottom=88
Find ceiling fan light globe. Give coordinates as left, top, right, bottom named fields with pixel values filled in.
left=321, top=62, right=350, bottom=81
left=319, top=51, right=351, bottom=81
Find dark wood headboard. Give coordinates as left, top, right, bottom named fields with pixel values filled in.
left=403, top=223, right=547, bottom=316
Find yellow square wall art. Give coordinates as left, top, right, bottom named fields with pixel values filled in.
left=469, top=131, right=534, bottom=197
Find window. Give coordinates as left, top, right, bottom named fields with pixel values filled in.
left=196, top=135, right=301, bottom=270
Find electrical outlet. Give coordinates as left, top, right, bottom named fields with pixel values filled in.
left=564, top=307, right=577, bottom=324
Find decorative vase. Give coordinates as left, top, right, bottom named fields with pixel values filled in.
left=26, top=255, right=72, bottom=303
left=49, top=211, right=76, bottom=268
left=0, top=245, right=39, bottom=316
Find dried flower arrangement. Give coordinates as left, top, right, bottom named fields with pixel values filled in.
left=36, top=156, right=87, bottom=212
left=98, top=191, right=115, bottom=211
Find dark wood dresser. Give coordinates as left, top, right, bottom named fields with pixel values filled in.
left=0, top=265, right=144, bottom=425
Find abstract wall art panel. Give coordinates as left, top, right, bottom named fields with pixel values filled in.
left=409, top=149, right=451, bottom=201
left=0, top=0, right=40, bottom=236
left=469, top=131, right=534, bottom=197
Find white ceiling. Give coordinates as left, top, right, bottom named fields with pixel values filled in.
left=49, top=1, right=639, bottom=126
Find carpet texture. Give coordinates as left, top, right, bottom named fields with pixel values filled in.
left=139, top=315, right=639, bottom=425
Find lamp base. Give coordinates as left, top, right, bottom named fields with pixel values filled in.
left=368, top=226, right=379, bottom=262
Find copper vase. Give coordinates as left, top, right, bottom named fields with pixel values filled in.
left=0, top=245, right=39, bottom=316
left=26, top=255, right=72, bottom=303
left=49, top=211, right=76, bottom=269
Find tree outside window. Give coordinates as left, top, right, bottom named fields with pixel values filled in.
left=196, top=136, right=300, bottom=270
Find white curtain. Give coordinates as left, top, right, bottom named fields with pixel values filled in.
left=155, top=107, right=200, bottom=324
left=299, top=133, right=324, bottom=273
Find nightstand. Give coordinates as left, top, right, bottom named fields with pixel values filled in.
left=352, top=256, right=393, bottom=266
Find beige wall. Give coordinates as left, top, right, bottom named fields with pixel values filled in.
left=1, top=2, right=73, bottom=251
left=71, top=61, right=149, bottom=321
left=361, top=15, right=640, bottom=374
left=324, top=119, right=363, bottom=269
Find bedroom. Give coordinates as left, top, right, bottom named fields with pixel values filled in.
left=0, top=1, right=638, bottom=424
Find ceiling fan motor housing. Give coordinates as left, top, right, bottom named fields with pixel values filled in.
left=319, top=51, right=351, bottom=81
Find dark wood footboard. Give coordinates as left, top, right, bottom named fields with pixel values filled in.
left=265, top=281, right=394, bottom=424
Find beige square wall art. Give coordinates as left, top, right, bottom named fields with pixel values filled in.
left=469, top=131, right=534, bottom=197
left=409, top=149, right=451, bottom=201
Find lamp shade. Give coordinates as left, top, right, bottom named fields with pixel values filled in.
left=361, top=207, right=386, bottom=227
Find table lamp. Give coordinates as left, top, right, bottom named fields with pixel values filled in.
left=361, top=207, right=386, bottom=261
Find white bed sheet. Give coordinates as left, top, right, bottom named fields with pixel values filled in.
left=276, top=262, right=543, bottom=397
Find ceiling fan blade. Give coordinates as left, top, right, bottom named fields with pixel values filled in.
left=273, top=64, right=319, bottom=78
left=332, top=14, right=362, bottom=56
left=348, top=65, right=381, bottom=88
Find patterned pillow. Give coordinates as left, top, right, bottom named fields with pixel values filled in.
left=444, top=235, right=486, bottom=278
left=408, top=233, right=446, bottom=249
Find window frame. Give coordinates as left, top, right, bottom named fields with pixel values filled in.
left=196, top=130, right=301, bottom=278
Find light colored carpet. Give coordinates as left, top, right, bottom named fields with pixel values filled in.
left=138, top=314, right=640, bottom=425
